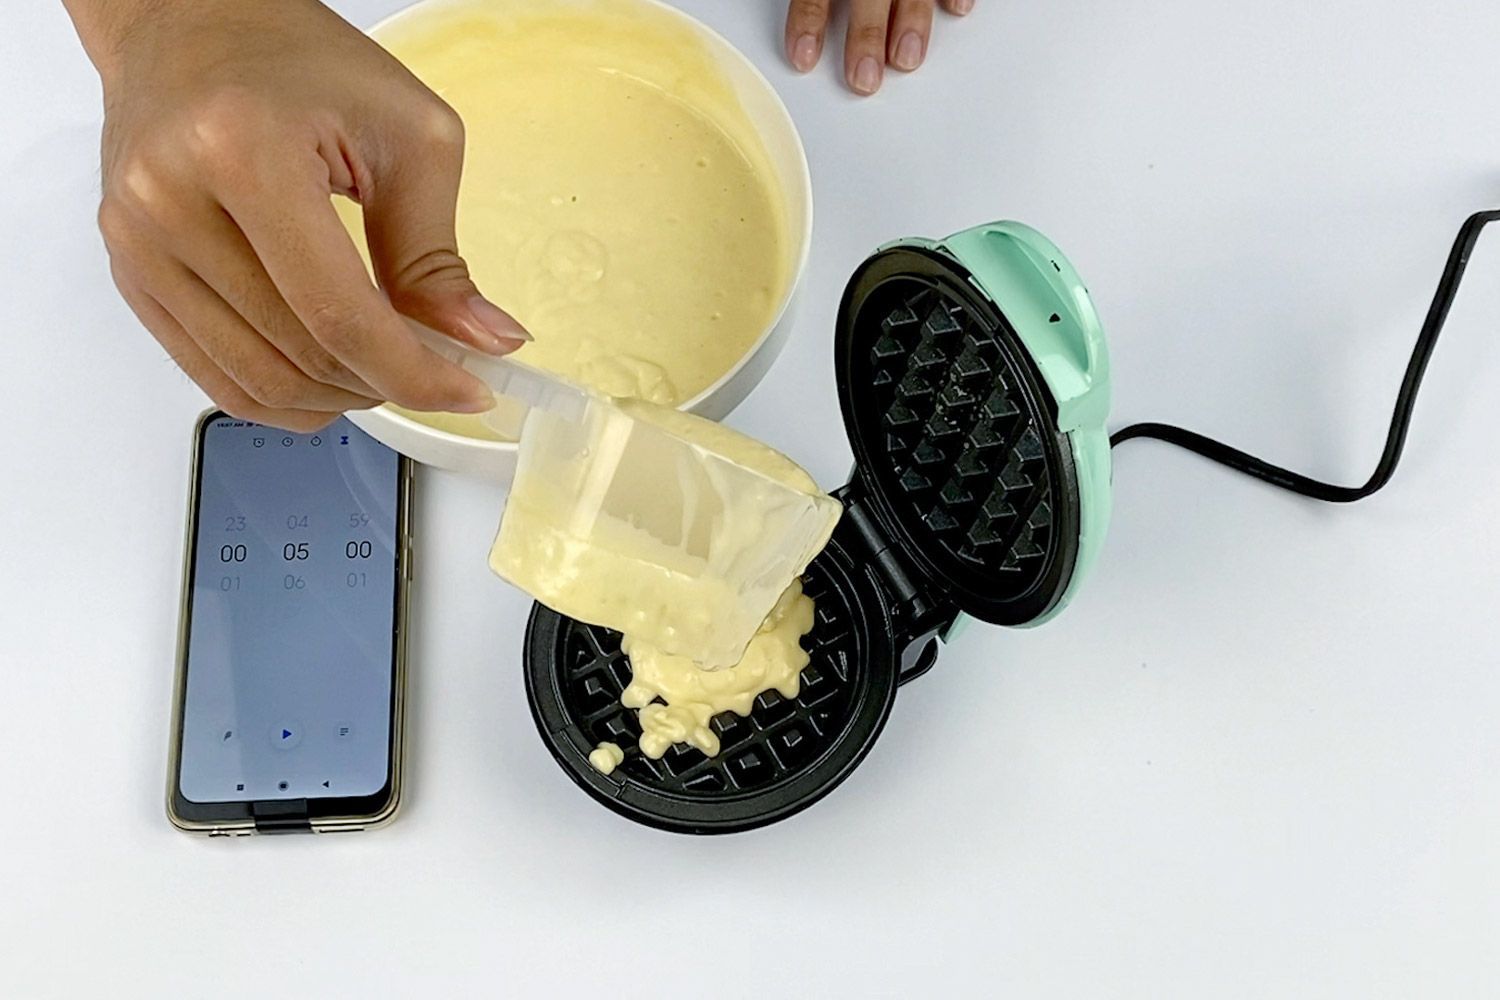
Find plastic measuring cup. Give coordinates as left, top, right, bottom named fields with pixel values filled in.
left=411, top=325, right=842, bottom=669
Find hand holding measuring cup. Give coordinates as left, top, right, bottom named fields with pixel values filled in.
left=64, top=0, right=529, bottom=431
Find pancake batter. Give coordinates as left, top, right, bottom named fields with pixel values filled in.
left=484, top=382, right=832, bottom=765
left=621, top=578, right=815, bottom=761
left=490, top=395, right=840, bottom=668
left=336, top=0, right=792, bottom=438
left=588, top=741, right=625, bottom=775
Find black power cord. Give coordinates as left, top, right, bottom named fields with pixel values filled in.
left=1109, top=210, right=1500, bottom=502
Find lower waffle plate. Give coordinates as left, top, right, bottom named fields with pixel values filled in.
left=524, top=529, right=900, bottom=834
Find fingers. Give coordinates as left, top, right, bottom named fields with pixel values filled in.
left=787, top=0, right=971, bottom=89
left=101, top=188, right=374, bottom=422
left=220, top=152, right=495, bottom=414
left=845, top=0, right=893, bottom=95
left=172, top=202, right=383, bottom=399
left=155, top=260, right=379, bottom=414
left=785, top=0, right=832, bottom=72
left=889, top=0, right=936, bottom=72
left=113, top=269, right=340, bottom=433
left=360, top=99, right=530, bottom=357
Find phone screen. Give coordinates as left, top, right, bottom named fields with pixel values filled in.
left=177, top=415, right=403, bottom=808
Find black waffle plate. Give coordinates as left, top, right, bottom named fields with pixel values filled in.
left=524, top=529, right=900, bottom=834
left=836, top=245, right=1080, bottom=626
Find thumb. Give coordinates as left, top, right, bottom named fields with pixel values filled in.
left=362, top=111, right=530, bottom=356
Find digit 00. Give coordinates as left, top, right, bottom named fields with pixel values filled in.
left=345, top=540, right=373, bottom=560
left=219, top=544, right=247, bottom=563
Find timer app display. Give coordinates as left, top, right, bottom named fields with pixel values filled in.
left=180, top=417, right=400, bottom=803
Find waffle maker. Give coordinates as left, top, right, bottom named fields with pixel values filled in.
left=521, top=221, right=1113, bottom=834
left=517, top=205, right=1500, bottom=833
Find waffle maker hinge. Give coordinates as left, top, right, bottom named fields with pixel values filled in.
left=833, top=481, right=957, bottom=684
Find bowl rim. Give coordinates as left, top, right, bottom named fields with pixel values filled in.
left=361, top=0, right=815, bottom=455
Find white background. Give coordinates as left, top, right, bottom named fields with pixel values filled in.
left=3, top=1, right=1499, bottom=996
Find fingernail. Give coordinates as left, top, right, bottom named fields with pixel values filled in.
left=893, top=32, right=924, bottom=71
left=466, top=295, right=532, bottom=354
left=791, top=34, right=818, bottom=72
left=853, top=56, right=881, bottom=95
left=452, top=386, right=497, bottom=414
left=952, top=0, right=974, bottom=14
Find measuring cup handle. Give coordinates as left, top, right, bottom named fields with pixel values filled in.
left=404, top=320, right=590, bottom=437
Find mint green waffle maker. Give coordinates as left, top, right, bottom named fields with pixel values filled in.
left=523, top=219, right=1113, bottom=833
left=523, top=209, right=1496, bottom=833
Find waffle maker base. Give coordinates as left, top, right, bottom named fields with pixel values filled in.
left=525, top=523, right=904, bottom=834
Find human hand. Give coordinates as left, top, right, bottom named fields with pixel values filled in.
left=64, top=0, right=526, bottom=431
left=785, top=0, right=973, bottom=96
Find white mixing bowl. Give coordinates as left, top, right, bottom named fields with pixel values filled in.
left=346, top=0, right=813, bottom=481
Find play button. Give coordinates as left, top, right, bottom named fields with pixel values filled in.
left=268, top=721, right=303, bottom=750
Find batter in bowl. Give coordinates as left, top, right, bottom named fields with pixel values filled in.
left=336, top=0, right=792, bottom=438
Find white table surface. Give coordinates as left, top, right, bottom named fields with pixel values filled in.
left=4, top=1, right=1499, bottom=996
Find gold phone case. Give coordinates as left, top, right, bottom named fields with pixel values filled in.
left=166, top=410, right=414, bottom=836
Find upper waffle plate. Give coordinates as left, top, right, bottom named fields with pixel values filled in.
left=836, top=245, right=1081, bottom=626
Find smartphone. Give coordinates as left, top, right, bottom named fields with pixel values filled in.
left=167, top=411, right=413, bottom=835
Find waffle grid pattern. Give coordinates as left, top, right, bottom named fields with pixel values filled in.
left=553, top=558, right=860, bottom=796
left=867, top=283, right=1056, bottom=587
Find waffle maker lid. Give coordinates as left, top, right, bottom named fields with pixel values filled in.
left=835, top=221, right=1111, bottom=629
